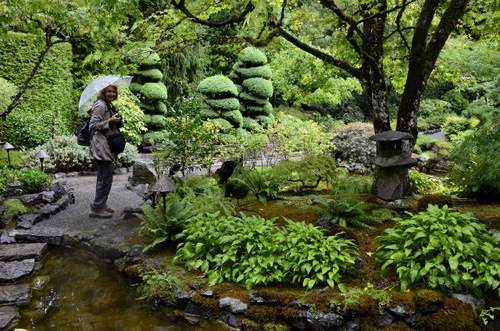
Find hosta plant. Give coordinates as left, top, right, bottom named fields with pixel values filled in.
left=173, top=212, right=357, bottom=290
left=376, top=204, right=500, bottom=296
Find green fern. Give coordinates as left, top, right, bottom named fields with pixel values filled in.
left=232, top=169, right=283, bottom=205
left=135, top=194, right=199, bottom=251
left=301, top=195, right=379, bottom=230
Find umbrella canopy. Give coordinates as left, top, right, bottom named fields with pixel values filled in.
left=78, top=75, right=133, bottom=116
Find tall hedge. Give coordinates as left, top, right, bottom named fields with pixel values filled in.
left=0, top=32, right=73, bottom=148
left=130, top=50, right=169, bottom=144
left=230, top=47, right=274, bottom=130
left=198, top=75, right=242, bottom=131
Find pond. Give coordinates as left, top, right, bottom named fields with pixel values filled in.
left=15, top=247, right=231, bottom=331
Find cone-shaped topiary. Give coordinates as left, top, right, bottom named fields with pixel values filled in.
left=230, top=47, right=274, bottom=129
left=197, top=75, right=242, bottom=131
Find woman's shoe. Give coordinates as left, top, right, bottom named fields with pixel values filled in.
left=89, top=209, right=113, bottom=218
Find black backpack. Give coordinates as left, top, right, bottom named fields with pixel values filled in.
left=76, top=119, right=91, bottom=147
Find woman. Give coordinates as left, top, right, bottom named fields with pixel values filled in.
left=88, top=83, right=122, bottom=218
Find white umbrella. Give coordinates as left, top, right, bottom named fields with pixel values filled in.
left=78, top=75, right=133, bottom=116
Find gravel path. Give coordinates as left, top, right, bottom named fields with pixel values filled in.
left=32, top=172, right=144, bottom=233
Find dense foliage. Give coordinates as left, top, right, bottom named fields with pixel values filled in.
left=450, top=118, right=500, bottom=199
left=377, top=205, right=500, bottom=296
left=174, top=212, right=357, bottom=290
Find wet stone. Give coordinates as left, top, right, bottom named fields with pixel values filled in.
left=306, top=310, right=344, bottom=330
left=10, top=227, right=66, bottom=246
left=0, top=284, right=31, bottom=305
left=0, top=243, right=48, bottom=262
left=201, top=290, right=214, bottom=297
left=449, top=291, right=485, bottom=311
left=219, top=297, right=247, bottom=314
left=0, top=306, right=19, bottom=330
left=16, top=213, right=46, bottom=229
left=0, top=258, right=36, bottom=283
left=387, top=304, right=416, bottom=317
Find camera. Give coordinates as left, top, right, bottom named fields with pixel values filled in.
left=115, top=114, right=125, bottom=128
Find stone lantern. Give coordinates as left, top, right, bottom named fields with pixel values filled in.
left=370, top=131, right=417, bottom=201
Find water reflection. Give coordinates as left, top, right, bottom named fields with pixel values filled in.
left=17, top=247, right=230, bottom=331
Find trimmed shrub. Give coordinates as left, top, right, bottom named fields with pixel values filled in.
left=418, top=99, right=453, bottom=131
left=242, top=77, right=274, bottom=99
left=230, top=47, right=274, bottom=129
left=154, top=100, right=168, bottom=115
left=205, top=97, right=240, bottom=111
left=129, top=82, right=143, bottom=93
left=212, top=118, right=233, bottom=131
left=0, top=77, right=17, bottom=111
left=134, top=68, right=163, bottom=81
left=441, top=116, right=479, bottom=143
left=239, top=92, right=268, bottom=105
left=198, top=75, right=242, bottom=129
left=254, top=115, right=273, bottom=127
left=462, top=98, right=500, bottom=123
left=140, top=82, right=168, bottom=101
left=232, top=62, right=272, bottom=79
left=149, top=115, right=168, bottom=129
left=242, top=117, right=261, bottom=130
left=238, top=47, right=268, bottom=65
left=198, top=75, right=238, bottom=98
left=221, top=109, right=243, bottom=127
left=200, top=109, right=219, bottom=119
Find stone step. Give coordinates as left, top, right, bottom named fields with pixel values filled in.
left=8, top=227, right=66, bottom=246
left=0, top=284, right=31, bottom=305
left=0, top=243, right=48, bottom=262
left=0, top=306, right=19, bottom=330
left=0, top=259, right=35, bottom=283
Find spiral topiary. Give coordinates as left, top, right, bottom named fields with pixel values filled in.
left=230, top=47, right=274, bottom=130
left=130, top=49, right=169, bottom=145
left=197, top=75, right=242, bottom=131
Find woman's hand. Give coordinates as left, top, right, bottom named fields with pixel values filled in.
left=108, top=114, right=121, bottom=124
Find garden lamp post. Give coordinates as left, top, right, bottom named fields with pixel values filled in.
left=2, top=142, right=14, bottom=168
left=35, top=150, right=49, bottom=172
left=151, top=176, right=178, bottom=213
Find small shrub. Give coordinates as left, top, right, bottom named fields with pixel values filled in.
left=114, top=143, right=139, bottom=168
left=376, top=205, right=500, bottom=295
left=409, top=170, right=438, bottom=195
left=441, top=116, right=479, bottom=143
left=137, top=268, right=181, bottom=304
left=271, top=155, right=337, bottom=195
left=16, top=168, right=52, bottom=192
left=441, top=90, right=469, bottom=115
left=22, top=135, right=91, bottom=173
left=417, top=99, right=453, bottom=131
left=416, top=193, right=454, bottom=212
left=173, top=212, right=357, bottom=290
left=332, top=171, right=372, bottom=195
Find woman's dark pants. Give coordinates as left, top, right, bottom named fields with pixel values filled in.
left=91, top=161, right=113, bottom=211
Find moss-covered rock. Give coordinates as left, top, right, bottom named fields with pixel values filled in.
left=205, top=97, right=240, bottom=111
left=140, top=82, right=168, bottom=101
left=243, top=78, right=274, bottom=99
left=416, top=194, right=454, bottom=212
left=198, top=75, right=238, bottom=98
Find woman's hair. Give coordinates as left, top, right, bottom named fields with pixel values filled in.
left=97, top=83, right=118, bottom=101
